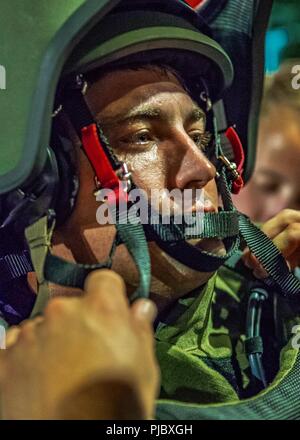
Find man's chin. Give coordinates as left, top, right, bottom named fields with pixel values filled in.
left=188, top=238, right=227, bottom=256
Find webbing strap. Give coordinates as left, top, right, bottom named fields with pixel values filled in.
left=24, top=212, right=150, bottom=305
left=239, top=215, right=300, bottom=298
left=116, top=209, right=151, bottom=300
left=25, top=214, right=113, bottom=291
left=24, top=203, right=300, bottom=311
left=147, top=210, right=239, bottom=242
left=145, top=166, right=240, bottom=272
left=44, top=253, right=110, bottom=290
left=43, top=216, right=151, bottom=299
left=201, top=211, right=238, bottom=238
left=25, top=216, right=53, bottom=317
left=27, top=208, right=235, bottom=297
left=45, top=75, right=298, bottom=300
left=60, top=76, right=240, bottom=290
left=41, top=219, right=150, bottom=299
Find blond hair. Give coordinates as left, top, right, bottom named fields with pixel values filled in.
left=262, top=60, right=300, bottom=115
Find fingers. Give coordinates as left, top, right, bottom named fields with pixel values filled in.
left=243, top=251, right=269, bottom=279
left=272, top=223, right=300, bottom=269
left=131, top=299, right=157, bottom=324
left=6, top=326, right=21, bottom=348
left=5, top=314, right=44, bottom=349
left=130, top=299, right=157, bottom=350
left=262, top=209, right=300, bottom=238
left=83, top=269, right=128, bottom=315
left=243, top=209, right=300, bottom=279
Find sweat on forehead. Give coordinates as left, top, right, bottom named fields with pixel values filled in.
left=85, top=64, right=189, bottom=114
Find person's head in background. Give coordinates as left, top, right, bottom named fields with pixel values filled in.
left=233, top=60, right=300, bottom=223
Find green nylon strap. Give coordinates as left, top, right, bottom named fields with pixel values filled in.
left=211, top=118, right=300, bottom=298
left=44, top=221, right=151, bottom=299
left=25, top=216, right=54, bottom=317
left=115, top=209, right=151, bottom=300
left=42, top=216, right=151, bottom=299
left=144, top=164, right=241, bottom=273
left=150, top=210, right=239, bottom=241
left=24, top=210, right=151, bottom=307
left=239, top=214, right=300, bottom=298
left=202, top=211, right=238, bottom=238
left=24, top=171, right=299, bottom=306
left=44, top=253, right=110, bottom=290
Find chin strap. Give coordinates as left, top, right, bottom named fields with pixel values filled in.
left=144, top=171, right=241, bottom=272
left=144, top=101, right=242, bottom=272
left=23, top=76, right=300, bottom=317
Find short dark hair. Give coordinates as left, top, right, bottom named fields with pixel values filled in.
left=85, top=62, right=189, bottom=92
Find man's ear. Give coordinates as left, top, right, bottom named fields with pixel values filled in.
left=50, top=136, right=79, bottom=226
left=50, top=113, right=80, bottom=226
left=55, top=110, right=82, bottom=154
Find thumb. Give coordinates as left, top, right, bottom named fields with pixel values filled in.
left=84, top=269, right=128, bottom=314
left=131, top=299, right=157, bottom=324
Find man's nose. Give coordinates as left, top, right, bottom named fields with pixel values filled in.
left=168, top=129, right=216, bottom=190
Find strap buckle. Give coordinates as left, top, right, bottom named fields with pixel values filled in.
left=93, top=162, right=132, bottom=200
left=116, top=162, right=132, bottom=193
left=217, top=154, right=240, bottom=181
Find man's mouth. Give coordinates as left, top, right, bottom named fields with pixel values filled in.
left=164, top=195, right=217, bottom=217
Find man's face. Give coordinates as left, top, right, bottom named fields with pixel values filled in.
left=60, top=67, right=222, bottom=301
left=87, top=67, right=217, bottom=204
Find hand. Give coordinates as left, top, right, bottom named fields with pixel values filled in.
left=0, top=270, right=160, bottom=420
left=243, top=209, right=300, bottom=278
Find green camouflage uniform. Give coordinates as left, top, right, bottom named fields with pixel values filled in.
left=155, top=263, right=300, bottom=419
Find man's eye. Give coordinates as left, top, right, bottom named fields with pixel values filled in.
left=189, top=130, right=211, bottom=151
left=123, top=130, right=153, bottom=145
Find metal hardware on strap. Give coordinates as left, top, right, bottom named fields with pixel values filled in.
left=213, top=100, right=244, bottom=194
left=116, top=162, right=132, bottom=193
left=217, top=154, right=240, bottom=182
left=225, top=126, right=244, bottom=194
